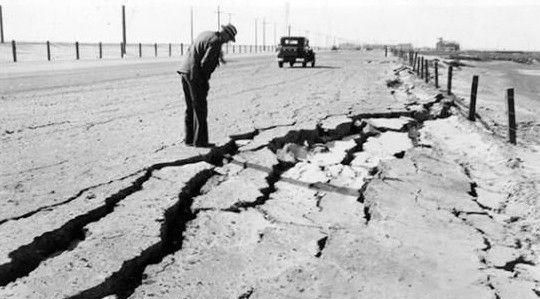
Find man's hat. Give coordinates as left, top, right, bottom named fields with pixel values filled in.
left=221, top=24, right=237, bottom=42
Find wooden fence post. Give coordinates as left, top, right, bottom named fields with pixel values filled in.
left=46, top=41, right=51, bottom=61
left=232, top=44, right=235, bottom=53
left=181, top=43, right=184, bottom=55
left=385, top=46, right=387, bottom=57
left=75, top=41, right=79, bottom=60
left=413, top=52, right=418, bottom=71
left=420, top=57, right=424, bottom=79
left=469, top=75, right=479, bottom=121
left=11, top=40, right=16, bottom=62
left=434, top=61, right=439, bottom=88
left=506, top=88, right=517, bottom=144
left=169, top=43, right=171, bottom=57
left=98, top=42, right=102, bottom=59
left=425, top=59, right=429, bottom=83
left=416, top=57, right=420, bottom=75
left=447, top=66, right=453, bottom=95
left=139, top=43, right=142, bottom=57
left=154, top=43, right=157, bottom=57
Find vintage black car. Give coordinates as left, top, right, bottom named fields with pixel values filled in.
left=277, top=36, right=316, bottom=68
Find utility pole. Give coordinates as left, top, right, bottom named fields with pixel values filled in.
left=190, top=6, right=194, bottom=43
left=122, top=5, right=126, bottom=55
left=0, top=5, right=4, bottom=43
left=216, top=5, right=222, bottom=30
left=262, top=18, right=266, bottom=48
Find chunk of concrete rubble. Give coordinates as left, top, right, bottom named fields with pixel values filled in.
left=350, top=151, right=380, bottom=170
left=234, top=139, right=251, bottom=146
left=276, top=143, right=308, bottom=163
left=363, top=132, right=413, bottom=157
left=351, top=132, right=413, bottom=169
left=319, top=115, right=352, bottom=136
left=282, top=162, right=328, bottom=184
left=237, top=148, right=279, bottom=169
left=363, top=117, right=413, bottom=132
left=429, top=101, right=451, bottom=118
left=319, top=115, right=351, bottom=130
left=307, top=140, right=357, bottom=166
left=324, top=164, right=369, bottom=191
left=360, top=122, right=381, bottom=136
left=193, top=167, right=268, bottom=210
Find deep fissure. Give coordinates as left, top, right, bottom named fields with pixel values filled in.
left=0, top=141, right=238, bottom=287
left=68, top=169, right=217, bottom=299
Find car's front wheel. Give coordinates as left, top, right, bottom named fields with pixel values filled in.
left=289, top=62, right=294, bottom=67
left=311, top=59, right=315, bottom=67
left=278, top=62, right=283, bottom=68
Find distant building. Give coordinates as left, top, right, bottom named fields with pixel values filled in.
left=436, top=38, right=460, bottom=51
left=397, top=43, right=413, bottom=51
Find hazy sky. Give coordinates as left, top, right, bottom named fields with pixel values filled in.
left=1, top=0, right=539, bottom=50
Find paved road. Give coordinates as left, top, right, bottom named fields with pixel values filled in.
left=1, top=51, right=397, bottom=219
left=0, top=51, right=536, bottom=298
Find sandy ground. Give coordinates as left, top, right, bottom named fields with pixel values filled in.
left=0, top=50, right=538, bottom=298
left=421, top=56, right=540, bottom=147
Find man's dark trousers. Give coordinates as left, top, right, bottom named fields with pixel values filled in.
left=181, top=74, right=209, bottom=146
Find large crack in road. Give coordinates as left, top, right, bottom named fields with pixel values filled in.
left=0, top=142, right=238, bottom=287
left=4, top=62, right=515, bottom=298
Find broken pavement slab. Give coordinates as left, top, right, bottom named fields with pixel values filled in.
left=0, top=163, right=214, bottom=299
left=363, top=116, right=414, bottom=131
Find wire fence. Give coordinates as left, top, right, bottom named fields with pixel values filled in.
left=391, top=47, right=520, bottom=145
left=0, top=40, right=313, bottom=63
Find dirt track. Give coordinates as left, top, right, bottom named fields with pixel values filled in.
left=1, top=51, right=538, bottom=298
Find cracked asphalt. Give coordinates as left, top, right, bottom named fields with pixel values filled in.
left=0, top=51, right=538, bottom=298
